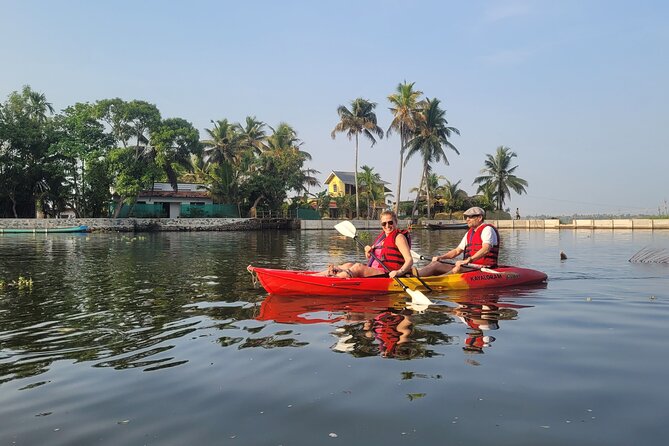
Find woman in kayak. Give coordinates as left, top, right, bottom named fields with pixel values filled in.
left=320, top=210, right=413, bottom=279
left=418, top=206, right=500, bottom=276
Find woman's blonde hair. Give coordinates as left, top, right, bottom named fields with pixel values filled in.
left=380, top=210, right=398, bottom=222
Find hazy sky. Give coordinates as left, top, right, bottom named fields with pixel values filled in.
left=1, top=0, right=667, bottom=216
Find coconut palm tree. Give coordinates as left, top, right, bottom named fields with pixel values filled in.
left=436, top=179, right=468, bottom=218
left=201, top=119, right=248, bottom=205
left=202, top=119, right=244, bottom=166
left=473, top=146, right=528, bottom=211
left=404, top=98, right=460, bottom=219
left=358, top=165, right=384, bottom=219
left=473, top=181, right=496, bottom=212
left=331, top=98, right=383, bottom=218
left=238, top=116, right=268, bottom=156
left=246, top=123, right=319, bottom=216
left=387, top=82, right=423, bottom=215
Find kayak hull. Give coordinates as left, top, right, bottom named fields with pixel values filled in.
left=0, top=225, right=89, bottom=234
left=248, top=265, right=547, bottom=296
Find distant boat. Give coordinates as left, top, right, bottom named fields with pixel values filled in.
left=0, top=225, right=90, bottom=234
left=427, top=222, right=468, bottom=230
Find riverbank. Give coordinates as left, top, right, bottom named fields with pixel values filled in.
left=1, top=217, right=667, bottom=232
left=0, top=218, right=298, bottom=232
left=301, top=218, right=669, bottom=230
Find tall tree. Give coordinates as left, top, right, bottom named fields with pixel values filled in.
left=149, top=117, right=200, bottom=190
left=404, top=98, right=460, bottom=219
left=51, top=102, right=114, bottom=217
left=95, top=99, right=162, bottom=217
left=358, top=165, right=384, bottom=219
left=473, top=146, right=528, bottom=211
left=436, top=179, right=468, bottom=218
left=331, top=98, right=383, bottom=218
left=0, top=86, right=57, bottom=217
left=387, top=81, right=423, bottom=215
left=238, top=116, right=268, bottom=156
left=473, top=181, right=496, bottom=212
left=244, top=123, right=318, bottom=216
left=202, top=119, right=244, bottom=203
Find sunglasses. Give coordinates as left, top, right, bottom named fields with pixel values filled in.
left=465, top=215, right=481, bottom=219
left=381, top=221, right=395, bottom=227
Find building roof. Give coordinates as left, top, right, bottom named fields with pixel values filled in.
left=325, top=171, right=390, bottom=186
left=138, top=183, right=210, bottom=199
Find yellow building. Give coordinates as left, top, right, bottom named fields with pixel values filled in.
left=324, top=171, right=391, bottom=197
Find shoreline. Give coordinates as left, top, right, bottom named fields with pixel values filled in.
left=1, top=217, right=668, bottom=232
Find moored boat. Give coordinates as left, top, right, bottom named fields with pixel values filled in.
left=247, top=265, right=547, bottom=296
left=0, top=225, right=90, bottom=234
left=427, top=222, right=468, bottom=230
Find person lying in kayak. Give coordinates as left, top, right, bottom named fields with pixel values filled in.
left=319, top=210, right=413, bottom=279
left=418, top=206, right=500, bottom=276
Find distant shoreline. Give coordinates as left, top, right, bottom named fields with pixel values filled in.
left=0, top=217, right=667, bottom=232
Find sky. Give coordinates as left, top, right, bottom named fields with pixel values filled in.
left=1, top=0, right=667, bottom=216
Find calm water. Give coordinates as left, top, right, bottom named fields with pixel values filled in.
left=1, top=228, right=668, bottom=445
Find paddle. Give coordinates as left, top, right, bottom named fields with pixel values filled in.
left=410, top=250, right=502, bottom=275
left=334, top=221, right=432, bottom=306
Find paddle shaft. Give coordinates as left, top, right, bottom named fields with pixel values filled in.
left=414, top=252, right=481, bottom=269
left=413, top=251, right=500, bottom=274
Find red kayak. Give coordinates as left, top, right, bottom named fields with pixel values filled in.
left=247, top=265, right=547, bottom=296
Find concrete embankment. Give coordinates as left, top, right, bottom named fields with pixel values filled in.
left=0, top=218, right=298, bottom=232
left=2, top=218, right=667, bottom=232
left=300, top=219, right=669, bottom=230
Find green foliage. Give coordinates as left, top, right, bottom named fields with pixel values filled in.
left=387, top=81, right=423, bottom=212
left=150, top=117, right=200, bottom=189
left=404, top=98, right=460, bottom=219
left=0, top=86, right=58, bottom=217
left=331, top=98, right=384, bottom=218
left=473, top=146, right=528, bottom=211
left=0, top=87, right=318, bottom=218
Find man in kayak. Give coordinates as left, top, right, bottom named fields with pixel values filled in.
left=418, top=206, right=500, bottom=276
left=319, top=210, right=413, bottom=279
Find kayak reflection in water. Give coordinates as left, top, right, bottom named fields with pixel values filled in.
left=333, top=307, right=422, bottom=359
left=366, top=310, right=413, bottom=358
left=450, top=302, right=517, bottom=354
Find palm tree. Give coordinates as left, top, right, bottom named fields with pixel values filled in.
left=473, top=181, right=496, bottom=212
left=331, top=98, right=384, bottom=218
left=358, top=165, right=384, bottom=219
left=202, top=119, right=246, bottom=204
left=387, top=82, right=423, bottom=215
left=473, top=146, right=528, bottom=211
left=436, top=179, right=468, bottom=218
left=238, top=116, right=268, bottom=156
left=404, top=98, right=460, bottom=219
left=202, top=119, right=244, bottom=166
left=247, top=123, right=319, bottom=215
left=22, top=85, right=54, bottom=123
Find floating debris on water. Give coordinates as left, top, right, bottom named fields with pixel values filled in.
left=328, top=432, right=338, bottom=438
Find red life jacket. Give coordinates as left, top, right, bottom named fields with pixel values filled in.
left=373, top=311, right=405, bottom=356
left=368, top=229, right=411, bottom=271
left=464, top=223, right=500, bottom=267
